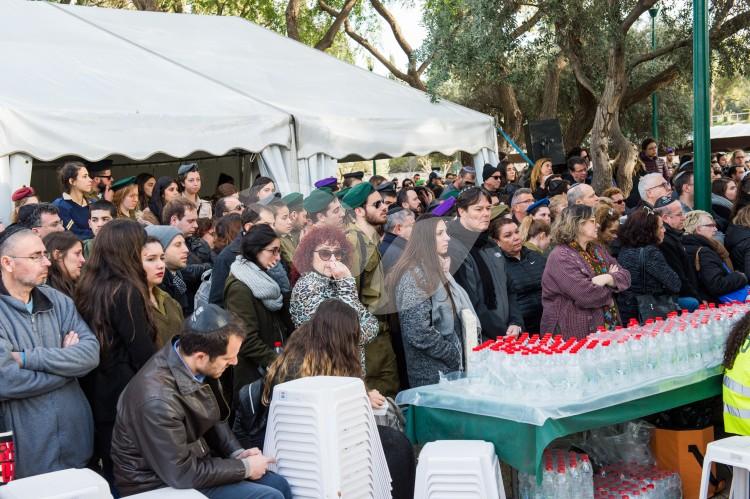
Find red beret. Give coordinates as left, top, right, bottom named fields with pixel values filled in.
left=11, top=186, right=35, bottom=202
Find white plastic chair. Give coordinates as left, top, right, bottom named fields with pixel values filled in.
left=124, top=488, right=207, bottom=498
left=0, top=468, right=112, bottom=499
left=414, top=440, right=506, bottom=499
left=699, top=435, right=750, bottom=499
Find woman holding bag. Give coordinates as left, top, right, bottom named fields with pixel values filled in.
left=616, top=208, right=681, bottom=323
left=388, top=215, right=480, bottom=388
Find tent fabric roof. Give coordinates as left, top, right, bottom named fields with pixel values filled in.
left=1, top=0, right=497, bottom=162
left=0, top=0, right=292, bottom=161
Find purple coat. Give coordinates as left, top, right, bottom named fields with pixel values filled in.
left=540, top=244, right=631, bottom=339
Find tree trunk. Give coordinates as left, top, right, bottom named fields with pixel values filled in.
left=564, top=80, right=597, bottom=149
left=286, top=0, right=302, bottom=41
left=539, top=54, right=567, bottom=119
left=590, top=42, right=628, bottom=195
left=131, top=0, right=161, bottom=11
left=611, top=117, right=638, bottom=193
left=496, top=81, right=524, bottom=149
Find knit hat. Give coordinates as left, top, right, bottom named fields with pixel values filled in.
left=145, top=225, right=182, bottom=250
left=482, top=163, right=500, bottom=182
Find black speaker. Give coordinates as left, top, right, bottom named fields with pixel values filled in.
left=524, top=119, right=566, bottom=167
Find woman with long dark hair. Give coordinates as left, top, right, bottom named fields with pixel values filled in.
left=236, top=300, right=415, bottom=499
left=224, top=224, right=292, bottom=400
left=387, top=215, right=479, bottom=387
left=243, top=176, right=276, bottom=205
left=75, top=219, right=157, bottom=487
left=43, top=231, right=85, bottom=298
left=140, top=176, right=180, bottom=225
left=135, top=173, right=156, bottom=211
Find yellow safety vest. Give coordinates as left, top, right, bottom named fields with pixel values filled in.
left=724, top=335, right=750, bottom=435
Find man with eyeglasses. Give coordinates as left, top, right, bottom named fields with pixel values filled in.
left=637, top=173, right=672, bottom=209
left=510, top=188, right=535, bottom=224
left=653, top=194, right=702, bottom=311
left=602, top=188, right=627, bottom=216
left=87, top=160, right=114, bottom=203
left=0, top=226, right=99, bottom=478
left=564, top=156, right=591, bottom=185
left=732, top=149, right=747, bottom=168
left=342, top=182, right=399, bottom=397
left=17, top=202, right=65, bottom=239
left=214, top=196, right=244, bottom=219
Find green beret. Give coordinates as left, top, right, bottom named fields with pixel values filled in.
left=281, top=192, right=304, bottom=210
left=341, top=182, right=374, bottom=210
left=111, top=176, right=136, bottom=192
left=335, top=187, right=351, bottom=200
left=303, top=189, right=334, bottom=214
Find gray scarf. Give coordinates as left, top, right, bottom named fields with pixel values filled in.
left=229, top=256, right=284, bottom=311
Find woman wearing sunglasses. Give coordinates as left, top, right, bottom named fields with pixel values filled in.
left=224, top=224, right=293, bottom=401
left=289, top=225, right=379, bottom=373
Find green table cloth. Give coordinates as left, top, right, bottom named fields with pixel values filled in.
left=403, top=373, right=722, bottom=477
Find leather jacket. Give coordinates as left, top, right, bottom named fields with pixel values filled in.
left=111, top=339, right=246, bottom=496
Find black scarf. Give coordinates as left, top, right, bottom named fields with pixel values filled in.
left=448, top=220, right=497, bottom=310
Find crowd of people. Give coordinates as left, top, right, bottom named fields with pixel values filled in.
left=3, top=143, right=750, bottom=498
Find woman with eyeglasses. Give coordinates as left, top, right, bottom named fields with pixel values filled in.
left=289, top=225, right=378, bottom=375
left=683, top=210, right=748, bottom=303
left=615, top=209, right=681, bottom=323
left=224, top=224, right=293, bottom=400
left=541, top=205, right=631, bottom=339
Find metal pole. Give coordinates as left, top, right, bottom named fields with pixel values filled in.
left=693, top=0, right=711, bottom=211
left=650, top=11, right=659, bottom=141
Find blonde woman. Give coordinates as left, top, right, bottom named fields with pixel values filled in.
left=549, top=194, right=568, bottom=222
left=111, top=177, right=141, bottom=220
left=530, top=157, right=553, bottom=196
left=682, top=210, right=747, bottom=303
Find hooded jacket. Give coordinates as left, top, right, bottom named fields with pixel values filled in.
left=0, top=283, right=99, bottom=478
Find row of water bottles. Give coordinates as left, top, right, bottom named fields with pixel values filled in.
left=467, top=302, right=748, bottom=403
left=594, top=464, right=681, bottom=499
left=518, top=450, right=593, bottom=499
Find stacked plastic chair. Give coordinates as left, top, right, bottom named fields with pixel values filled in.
left=414, top=440, right=506, bottom=499
left=0, top=468, right=112, bottom=499
left=263, top=376, right=391, bottom=498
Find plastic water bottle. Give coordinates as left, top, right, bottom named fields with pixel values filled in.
left=273, top=341, right=283, bottom=355
left=580, top=454, right=594, bottom=499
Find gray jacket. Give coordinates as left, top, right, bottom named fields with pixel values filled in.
left=0, top=284, right=99, bottom=478
left=395, top=269, right=463, bottom=388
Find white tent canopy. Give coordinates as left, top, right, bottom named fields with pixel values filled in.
left=0, top=0, right=497, bottom=206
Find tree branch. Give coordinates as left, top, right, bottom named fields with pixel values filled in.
left=315, top=0, right=359, bottom=51
left=511, top=8, right=542, bottom=39
left=621, top=64, right=680, bottom=109
left=369, top=0, right=413, bottom=57
left=629, top=8, right=750, bottom=70
left=620, top=0, right=658, bottom=35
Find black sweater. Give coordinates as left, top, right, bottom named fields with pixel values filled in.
left=616, top=245, right=681, bottom=323
left=659, top=225, right=702, bottom=299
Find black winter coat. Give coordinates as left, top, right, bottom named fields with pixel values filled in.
left=659, top=225, right=702, bottom=299
left=682, top=234, right=747, bottom=302
left=725, top=223, right=750, bottom=275
left=502, top=247, right=546, bottom=333
left=616, top=245, right=681, bottom=323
